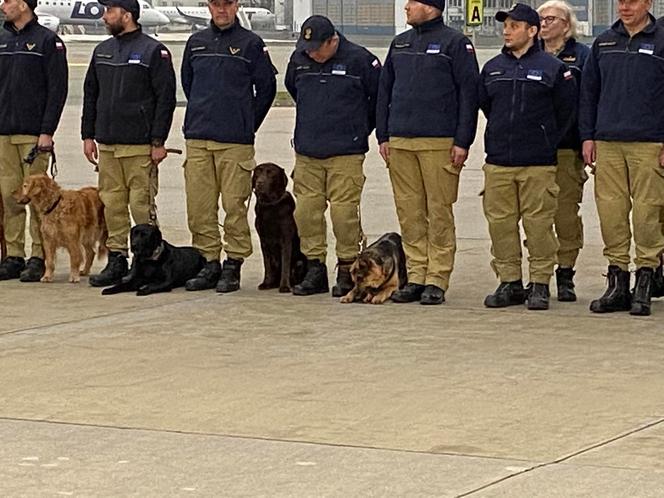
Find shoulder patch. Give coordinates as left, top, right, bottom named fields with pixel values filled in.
left=465, top=43, right=475, bottom=53
left=563, top=69, right=573, bottom=80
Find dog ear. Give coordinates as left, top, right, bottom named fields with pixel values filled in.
left=251, top=169, right=258, bottom=189
left=280, top=169, right=288, bottom=191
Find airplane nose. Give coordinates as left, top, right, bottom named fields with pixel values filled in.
left=156, top=11, right=170, bottom=25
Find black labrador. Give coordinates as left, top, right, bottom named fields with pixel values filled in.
left=252, top=162, right=307, bottom=292
left=102, top=224, right=205, bottom=296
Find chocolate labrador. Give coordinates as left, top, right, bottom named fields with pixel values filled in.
left=102, top=224, right=205, bottom=296
left=252, top=162, right=307, bottom=292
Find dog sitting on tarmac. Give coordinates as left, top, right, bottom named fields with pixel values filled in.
left=252, top=162, right=307, bottom=293
left=340, top=232, right=407, bottom=304
left=14, top=174, right=107, bottom=283
left=102, top=224, right=205, bottom=296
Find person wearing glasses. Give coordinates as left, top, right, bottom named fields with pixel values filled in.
left=580, top=0, right=664, bottom=316
left=536, top=0, right=590, bottom=303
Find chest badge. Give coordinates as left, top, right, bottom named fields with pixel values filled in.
left=426, top=43, right=441, bottom=54
left=229, top=47, right=240, bottom=55
left=526, top=69, right=543, bottom=81
left=639, top=43, right=654, bottom=55
left=26, top=43, right=36, bottom=51
left=128, top=52, right=142, bottom=64
left=331, top=63, right=347, bottom=75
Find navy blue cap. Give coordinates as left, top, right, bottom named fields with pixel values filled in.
left=496, top=3, right=540, bottom=29
left=297, top=15, right=336, bottom=51
left=415, top=0, right=445, bottom=11
left=24, top=0, right=37, bottom=10
left=99, top=0, right=140, bottom=21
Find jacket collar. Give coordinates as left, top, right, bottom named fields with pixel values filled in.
left=540, top=37, right=577, bottom=58
left=115, top=25, right=143, bottom=41
left=3, top=15, right=38, bottom=35
left=414, top=16, right=444, bottom=34
left=611, top=13, right=657, bottom=37
left=502, top=39, right=541, bottom=59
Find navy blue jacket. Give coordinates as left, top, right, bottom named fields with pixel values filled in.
left=580, top=16, right=664, bottom=143
left=376, top=17, right=479, bottom=149
left=479, top=43, right=577, bottom=167
left=0, top=17, right=67, bottom=136
left=545, top=37, right=589, bottom=150
left=82, top=28, right=176, bottom=145
left=181, top=21, right=277, bottom=145
left=285, top=34, right=381, bottom=159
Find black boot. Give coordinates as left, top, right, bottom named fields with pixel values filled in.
left=185, top=260, right=221, bottom=291
left=331, top=259, right=354, bottom=297
left=630, top=267, right=654, bottom=316
left=216, top=258, right=243, bottom=293
left=0, top=256, right=25, bottom=280
left=556, top=267, right=576, bottom=302
left=484, top=280, right=526, bottom=308
left=420, top=285, right=445, bottom=305
left=19, top=257, right=45, bottom=282
left=589, top=265, right=631, bottom=313
left=292, top=259, right=329, bottom=296
left=651, top=258, right=664, bottom=298
left=89, top=251, right=128, bottom=287
left=527, top=283, right=550, bottom=310
left=391, top=283, right=425, bottom=303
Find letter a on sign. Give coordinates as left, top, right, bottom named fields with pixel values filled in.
left=465, top=0, right=484, bottom=26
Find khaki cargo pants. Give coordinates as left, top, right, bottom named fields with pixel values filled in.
left=387, top=137, right=459, bottom=290
left=184, top=140, right=255, bottom=262
left=0, top=135, right=49, bottom=259
left=97, top=144, right=156, bottom=254
left=293, top=153, right=365, bottom=262
left=482, top=164, right=559, bottom=284
left=595, top=141, right=664, bottom=270
left=555, top=149, right=587, bottom=268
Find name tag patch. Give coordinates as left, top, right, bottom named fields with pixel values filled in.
left=526, top=69, right=543, bottom=81
left=426, top=43, right=441, bottom=54
left=639, top=43, right=654, bottom=55
left=331, top=64, right=347, bottom=75
left=128, top=52, right=142, bottom=64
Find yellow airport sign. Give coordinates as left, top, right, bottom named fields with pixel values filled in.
left=466, top=0, right=484, bottom=26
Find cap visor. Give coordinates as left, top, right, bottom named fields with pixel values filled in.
left=495, top=11, right=508, bottom=22
left=296, top=39, right=322, bottom=51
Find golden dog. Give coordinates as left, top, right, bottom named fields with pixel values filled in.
left=340, top=232, right=408, bottom=304
left=14, top=174, right=107, bottom=283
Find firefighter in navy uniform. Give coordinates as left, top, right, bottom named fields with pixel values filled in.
left=376, top=0, right=480, bottom=305
left=82, top=0, right=176, bottom=288
left=0, top=0, right=67, bottom=282
left=537, top=0, right=590, bottom=302
left=285, top=15, right=381, bottom=297
left=480, top=3, right=577, bottom=311
left=580, top=0, right=664, bottom=316
left=181, top=0, right=276, bottom=293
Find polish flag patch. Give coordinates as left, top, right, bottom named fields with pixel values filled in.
left=160, top=49, right=170, bottom=59
left=372, top=58, right=380, bottom=68
left=563, top=69, right=573, bottom=80
left=263, top=46, right=269, bottom=53
left=466, top=43, right=475, bottom=53
left=55, top=41, right=64, bottom=51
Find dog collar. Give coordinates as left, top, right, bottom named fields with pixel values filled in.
left=44, top=195, right=62, bottom=215
left=255, top=191, right=289, bottom=206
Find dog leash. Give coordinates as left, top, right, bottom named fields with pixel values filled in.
left=147, top=148, right=183, bottom=227
left=24, top=144, right=58, bottom=179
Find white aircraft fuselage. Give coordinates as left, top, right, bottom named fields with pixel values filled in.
left=35, top=0, right=170, bottom=28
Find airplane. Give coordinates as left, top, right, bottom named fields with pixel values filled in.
left=155, top=5, right=251, bottom=31
left=35, top=0, right=170, bottom=31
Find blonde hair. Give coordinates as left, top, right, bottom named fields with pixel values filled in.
left=537, top=0, right=579, bottom=40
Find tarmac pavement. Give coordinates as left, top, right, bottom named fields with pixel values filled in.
left=1, top=71, right=664, bottom=496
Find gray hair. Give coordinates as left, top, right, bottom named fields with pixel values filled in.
left=537, top=0, right=579, bottom=40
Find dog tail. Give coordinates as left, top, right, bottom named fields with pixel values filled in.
left=97, top=198, right=108, bottom=260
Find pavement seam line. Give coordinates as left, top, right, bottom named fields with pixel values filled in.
left=0, top=295, right=216, bottom=338
left=0, top=416, right=531, bottom=463
left=456, top=417, right=664, bottom=497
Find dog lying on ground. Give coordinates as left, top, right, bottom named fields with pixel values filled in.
left=252, top=162, right=307, bottom=293
left=340, top=232, right=407, bottom=304
left=102, top=224, right=205, bottom=296
left=14, top=174, right=107, bottom=283
left=0, top=191, right=6, bottom=261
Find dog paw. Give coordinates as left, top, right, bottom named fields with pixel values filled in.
left=370, top=296, right=386, bottom=305
left=69, top=275, right=80, bottom=283
left=40, top=275, right=53, bottom=283
left=136, top=286, right=151, bottom=296
left=340, top=295, right=353, bottom=303
left=278, top=285, right=291, bottom=293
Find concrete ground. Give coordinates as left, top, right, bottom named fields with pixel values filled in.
left=1, top=42, right=664, bottom=497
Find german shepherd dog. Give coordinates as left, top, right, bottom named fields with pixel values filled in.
left=340, top=232, right=407, bottom=304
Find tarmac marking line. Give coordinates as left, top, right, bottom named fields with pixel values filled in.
left=0, top=416, right=532, bottom=463
left=456, top=416, right=664, bottom=496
